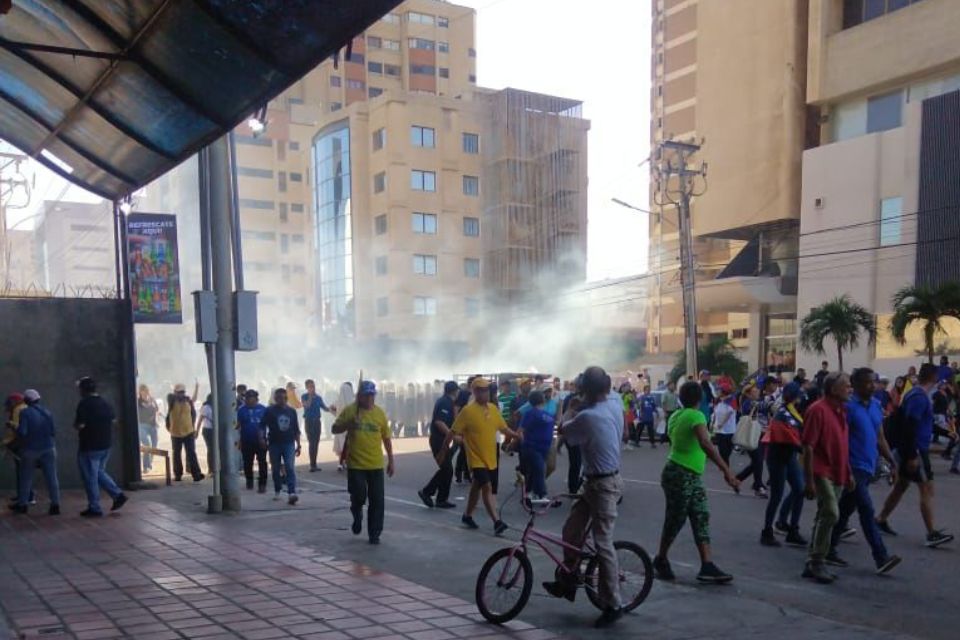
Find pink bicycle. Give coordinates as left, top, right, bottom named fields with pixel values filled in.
left=475, top=481, right=653, bottom=624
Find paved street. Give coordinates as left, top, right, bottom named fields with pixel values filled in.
left=3, top=437, right=959, bottom=639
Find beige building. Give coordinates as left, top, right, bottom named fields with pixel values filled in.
left=797, top=0, right=960, bottom=372
left=33, top=200, right=116, bottom=294
left=648, top=0, right=809, bottom=373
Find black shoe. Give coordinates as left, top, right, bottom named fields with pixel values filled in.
left=9, top=504, right=26, bottom=515
left=876, top=520, right=898, bottom=536
left=760, top=528, right=781, bottom=547
left=417, top=489, right=434, bottom=509
left=785, top=528, right=808, bottom=547
left=926, top=530, right=954, bottom=548
left=246, top=479, right=254, bottom=490
left=193, top=474, right=205, bottom=482
left=494, top=520, right=509, bottom=536
left=594, top=607, right=623, bottom=629
left=461, top=514, right=479, bottom=530
left=653, top=555, right=675, bottom=581
left=876, top=555, right=902, bottom=575
left=369, top=537, right=380, bottom=545
left=950, top=468, right=960, bottom=475
left=774, top=521, right=790, bottom=535
left=825, top=551, right=848, bottom=567
left=309, top=465, right=318, bottom=473
left=838, top=527, right=857, bottom=541
left=696, top=562, right=733, bottom=584
left=288, top=494, right=299, bottom=506
left=111, top=494, right=128, bottom=512
left=543, top=581, right=576, bottom=602
left=49, top=504, right=60, bottom=516
left=174, top=477, right=182, bottom=482
left=257, top=484, right=266, bottom=494
left=802, top=562, right=835, bottom=584
left=351, top=512, right=362, bottom=535
left=80, top=509, right=103, bottom=518
left=435, top=500, right=456, bottom=509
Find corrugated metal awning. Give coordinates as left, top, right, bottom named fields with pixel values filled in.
left=0, top=0, right=401, bottom=200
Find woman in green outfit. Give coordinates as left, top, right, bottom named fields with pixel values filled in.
left=654, top=381, right=740, bottom=583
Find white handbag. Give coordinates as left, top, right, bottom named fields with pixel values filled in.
left=733, top=409, right=762, bottom=451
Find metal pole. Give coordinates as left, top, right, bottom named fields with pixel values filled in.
left=198, top=148, right=222, bottom=512
left=677, top=187, right=699, bottom=377
left=114, top=200, right=141, bottom=486
left=208, top=136, right=241, bottom=512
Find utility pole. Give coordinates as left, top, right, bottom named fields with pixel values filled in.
left=657, top=140, right=707, bottom=378
left=0, top=151, right=31, bottom=288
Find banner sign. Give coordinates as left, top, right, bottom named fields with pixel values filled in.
left=127, top=212, right=182, bottom=324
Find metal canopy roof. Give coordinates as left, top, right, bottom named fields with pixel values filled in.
left=0, top=0, right=401, bottom=200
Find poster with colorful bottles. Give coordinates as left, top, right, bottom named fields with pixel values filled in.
left=126, top=213, right=182, bottom=324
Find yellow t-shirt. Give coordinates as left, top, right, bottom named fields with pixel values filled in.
left=168, top=401, right=194, bottom=437
left=451, top=401, right=508, bottom=470
left=335, top=404, right=391, bottom=470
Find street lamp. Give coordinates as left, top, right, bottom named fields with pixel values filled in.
left=611, top=197, right=663, bottom=223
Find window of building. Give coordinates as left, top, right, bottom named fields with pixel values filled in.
left=468, top=74, right=476, bottom=83
left=369, top=87, right=384, bottom=98
left=880, top=196, right=903, bottom=246
left=439, top=67, right=449, bottom=79
left=411, top=169, right=437, bottom=192
left=462, top=175, right=479, bottom=196
left=412, top=212, right=437, bottom=234
left=278, top=171, right=287, bottom=192
left=377, top=297, right=389, bottom=317
left=465, top=297, right=479, bottom=317
left=411, top=125, right=436, bottom=148
left=367, top=35, right=382, bottom=48
left=414, top=296, right=437, bottom=316
left=462, top=133, right=479, bottom=154
left=347, top=79, right=365, bottom=90
left=463, top=217, right=480, bottom=237
left=438, top=16, right=449, bottom=27
left=237, top=167, right=273, bottom=178
left=464, top=258, right=480, bottom=278
left=281, top=264, right=291, bottom=282
left=468, top=47, right=476, bottom=58
left=410, top=64, right=436, bottom=76
left=290, top=172, right=302, bottom=182
left=292, top=234, right=304, bottom=243
left=330, top=102, right=342, bottom=112
left=408, top=11, right=435, bottom=25
left=375, top=214, right=387, bottom=235
left=277, top=141, right=286, bottom=161
left=764, top=314, right=797, bottom=373
left=235, top=134, right=272, bottom=147
left=383, top=39, right=401, bottom=51
left=288, top=96, right=305, bottom=106
left=289, top=141, right=300, bottom=150
left=731, top=328, right=749, bottom=340
left=238, top=198, right=275, bottom=210
left=373, top=171, right=386, bottom=193
left=866, top=90, right=903, bottom=133
left=438, top=42, right=449, bottom=53
left=368, top=61, right=383, bottom=74
left=375, top=256, right=388, bottom=275
left=408, top=38, right=435, bottom=50
left=346, top=52, right=365, bottom=64
left=293, top=265, right=305, bottom=274
left=413, top=254, right=438, bottom=275
left=372, top=127, right=386, bottom=151
left=843, top=0, right=923, bottom=29
left=279, top=202, right=288, bottom=222
left=382, top=12, right=400, bottom=24
left=291, top=203, right=304, bottom=213
left=241, top=230, right=276, bottom=241
left=280, top=234, right=290, bottom=254
left=385, top=63, right=401, bottom=76
left=330, top=75, right=341, bottom=87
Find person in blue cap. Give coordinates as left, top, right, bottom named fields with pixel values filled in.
left=418, top=381, right=459, bottom=509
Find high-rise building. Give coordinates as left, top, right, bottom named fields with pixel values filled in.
left=797, top=0, right=960, bottom=370
left=33, top=200, right=116, bottom=293
left=648, top=0, right=809, bottom=373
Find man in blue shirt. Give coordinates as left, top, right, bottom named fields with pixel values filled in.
left=237, top=389, right=268, bottom=493
left=419, top=381, right=459, bottom=509
left=827, top=368, right=901, bottom=574
left=877, top=363, right=953, bottom=547
left=301, top=379, right=335, bottom=473
left=11, top=389, right=60, bottom=516
left=637, top=385, right=658, bottom=448
left=263, top=388, right=302, bottom=505
left=936, top=355, right=953, bottom=384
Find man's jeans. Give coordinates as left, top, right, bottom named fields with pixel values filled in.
left=201, top=429, right=215, bottom=475
left=77, top=449, right=122, bottom=514
left=305, top=417, right=322, bottom=469
left=830, top=469, right=888, bottom=564
left=18, top=448, right=60, bottom=507
left=138, top=423, right=158, bottom=471
left=269, top=441, right=297, bottom=495
left=808, top=476, right=842, bottom=564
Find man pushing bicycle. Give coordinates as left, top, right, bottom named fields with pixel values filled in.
left=544, top=366, right=627, bottom=628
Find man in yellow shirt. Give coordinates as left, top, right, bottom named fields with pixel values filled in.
left=440, top=378, right=519, bottom=535
left=332, top=381, right=394, bottom=545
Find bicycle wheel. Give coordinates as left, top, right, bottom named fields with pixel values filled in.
left=584, top=540, right=654, bottom=612
left=476, top=547, right=533, bottom=624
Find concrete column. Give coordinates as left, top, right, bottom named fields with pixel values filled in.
left=208, top=136, right=241, bottom=512
left=746, top=308, right=766, bottom=371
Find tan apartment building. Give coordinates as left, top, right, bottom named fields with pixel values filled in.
left=648, top=0, right=810, bottom=373
left=797, top=0, right=960, bottom=372
left=33, top=200, right=116, bottom=294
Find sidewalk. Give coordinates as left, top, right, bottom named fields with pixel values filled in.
left=0, top=488, right=557, bottom=640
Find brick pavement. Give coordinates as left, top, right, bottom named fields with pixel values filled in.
left=0, top=493, right=557, bottom=640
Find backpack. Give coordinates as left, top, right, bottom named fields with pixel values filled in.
left=886, top=388, right=921, bottom=454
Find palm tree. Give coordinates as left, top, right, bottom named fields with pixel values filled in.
left=799, top=295, right=876, bottom=371
left=889, top=283, right=960, bottom=364
left=669, top=338, right=748, bottom=384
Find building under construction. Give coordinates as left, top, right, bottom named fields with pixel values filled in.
left=482, top=89, right=590, bottom=307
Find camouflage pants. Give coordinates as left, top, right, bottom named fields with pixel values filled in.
left=660, top=461, right=711, bottom=546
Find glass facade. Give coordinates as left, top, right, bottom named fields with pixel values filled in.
left=312, top=123, right=354, bottom=335
left=764, top=314, right=797, bottom=373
